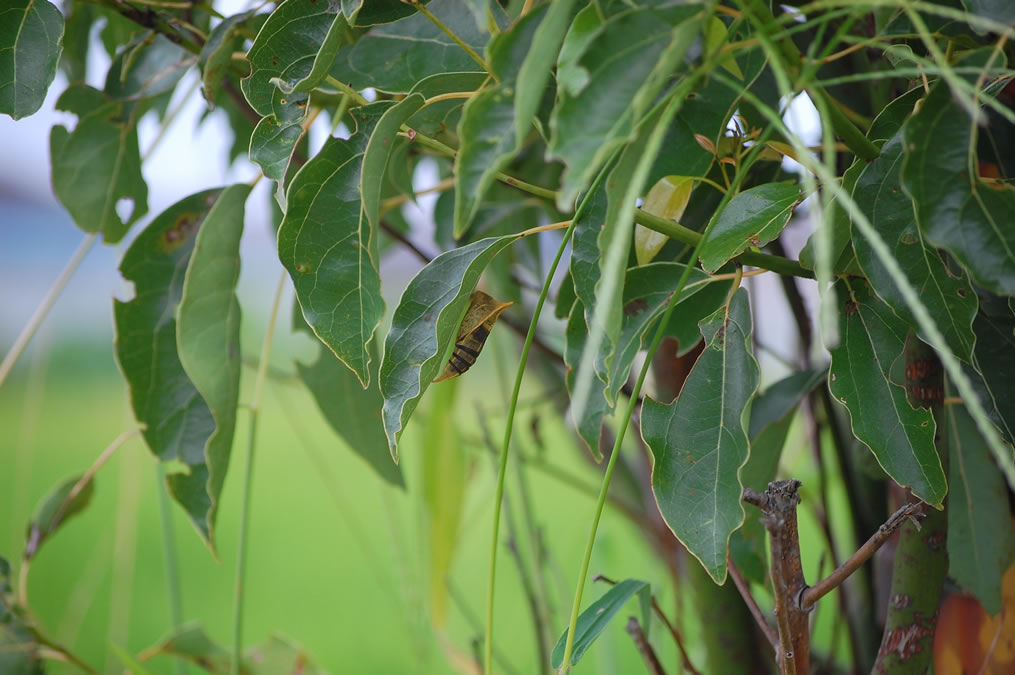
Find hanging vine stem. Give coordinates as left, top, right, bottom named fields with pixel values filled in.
left=230, top=269, right=287, bottom=675
left=483, top=181, right=608, bottom=675
left=557, top=128, right=775, bottom=673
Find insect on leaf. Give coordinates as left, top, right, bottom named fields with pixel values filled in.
left=434, top=291, right=513, bottom=382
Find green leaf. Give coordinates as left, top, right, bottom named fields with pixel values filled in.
left=972, top=306, right=1015, bottom=443
left=555, top=269, right=577, bottom=320
left=108, top=644, right=158, bottom=675
left=245, top=635, right=327, bottom=675
left=0, top=0, right=64, bottom=119
left=548, top=6, right=699, bottom=208
left=513, top=0, right=577, bottom=143
left=555, top=4, right=602, bottom=98
left=732, top=368, right=826, bottom=584
left=902, top=72, right=1015, bottom=297
left=551, top=579, right=649, bottom=668
left=115, top=190, right=222, bottom=517
left=699, top=183, right=801, bottom=274
left=565, top=301, right=607, bottom=460
left=280, top=102, right=393, bottom=387
left=946, top=398, right=1013, bottom=615
left=854, top=132, right=977, bottom=363
left=600, top=262, right=714, bottom=405
left=199, top=10, right=255, bottom=108
left=331, top=0, right=489, bottom=93
left=798, top=158, right=864, bottom=273
left=49, top=84, right=148, bottom=243
left=24, top=474, right=94, bottom=561
left=249, top=114, right=306, bottom=183
left=454, top=6, right=545, bottom=238
left=173, top=184, right=252, bottom=547
left=293, top=304, right=404, bottom=485
left=641, top=288, right=759, bottom=583
left=826, top=278, right=946, bottom=506
left=959, top=0, right=1015, bottom=24
left=104, top=34, right=194, bottom=102
left=341, top=0, right=419, bottom=26
left=405, top=71, right=487, bottom=144
left=380, top=234, right=520, bottom=460
left=362, top=93, right=424, bottom=232
left=569, top=181, right=607, bottom=317
left=422, top=378, right=466, bottom=627
left=0, top=621, right=42, bottom=675
left=144, top=623, right=230, bottom=671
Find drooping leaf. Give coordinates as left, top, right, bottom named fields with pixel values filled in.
left=23, top=474, right=94, bottom=561
left=293, top=304, right=404, bottom=483
left=0, top=0, right=64, bottom=119
left=331, top=0, right=489, bottom=93
left=699, top=182, right=801, bottom=274
left=115, top=190, right=223, bottom=518
left=641, top=288, right=759, bottom=583
left=732, top=368, right=826, bottom=584
left=635, top=176, right=694, bottom=265
left=972, top=306, right=1015, bottom=443
left=422, top=378, right=466, bottom=627
left=555, top=268, right=577, bottom=320
left=959, top=0, right=1015, bottom=24
left=548, top=6, right=699, bottom=208
left=565, top=300, right=608, bottom=460
left=49, top=84, right=148, bottom=243
left=173, top=184, right=252, bottom=547
left=551, top=579, right=651, bottom=668
left=826, top=278, right=946, bottom=506
left=279, top=102, right=394, bottom=386
left=454, top=5, right=546, bottom=238
left=854, top=132, right=977, bottom=363
left=513, top=0, right=578, bottom=142
left=433, top=290, right=512, bottom=382
left=362, top=93, right=424, bottom=232
left=946, top=397, right=1013, bottom=615
left=199, top=10, right=255, bottom=107
left=902, top=67, right=1015, bottom=297
left=380, top=234, right=520, bottom=460
left=144, top=623, right=230, bottom=671
left=569, top=181, right=608, bottom=318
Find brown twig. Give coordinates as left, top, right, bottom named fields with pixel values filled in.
left=743, top=480, right=810, bottom=675
left=727, top=557, right=780, bottom=653
left=625, top=617, right=667, bottom=675
left=594, top=575, right=700, bottom=675
left=802, top=501, right=926, bottom=608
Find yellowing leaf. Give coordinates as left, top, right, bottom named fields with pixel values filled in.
left=434, top=291, right=513, bottom=382
left=635, top=176, right=694, bottom=265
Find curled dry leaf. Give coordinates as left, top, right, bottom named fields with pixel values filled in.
left=434, top=291, right=513, bottom=382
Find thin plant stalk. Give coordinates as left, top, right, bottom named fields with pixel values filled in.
left=0, top=233, right=96, bottom=390
left=155, top=462, right=187, bottom=675
left=557, top=129, right=774, bottom=672
left=230, top=270, right=287, bottom=674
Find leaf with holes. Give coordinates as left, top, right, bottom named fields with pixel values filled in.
left=827, top=278, right=946, bottom=506
left=49, top=84, right=148, bottom=243
left=641, top=288, right=759, bottom=583
left=173, top=184, right=251, bottom=547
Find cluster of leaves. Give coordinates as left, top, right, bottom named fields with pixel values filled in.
left=4, top=0, right=1015, bottom=670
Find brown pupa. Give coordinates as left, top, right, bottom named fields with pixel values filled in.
left=433, top=290, right=513, bottom=382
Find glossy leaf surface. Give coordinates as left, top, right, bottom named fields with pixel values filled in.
left=173, top=184, right=251, bottom=546
left=49, top=84, right=148, bottom=243
left=827, top=278, right=946, bottom=506
left=642, top=289, right=759, bottom=583
left=854, top=133, right=977, bottom=362
left=699, top=182, right=800, bottom=273
left=380, top=234, right=519, bottom=459
left=551, top=579, right=650, bottom=669
left=903, top=74, right=1015, bottom=297
left=0, top=0, right=63, bottom=119
left=279, top=103, right=393, bottom=386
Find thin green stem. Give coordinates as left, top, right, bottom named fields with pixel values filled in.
left=557, top=128, right=774, bottom=673
left=407, top=0, right=489, bottom=72
left=230, top=270, right=287, bottom=675
left=155, top=463, right=186, bottom=675
left=0, top=233, right=96, bottom=391
left=324, top=75, right=369, bottom=107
